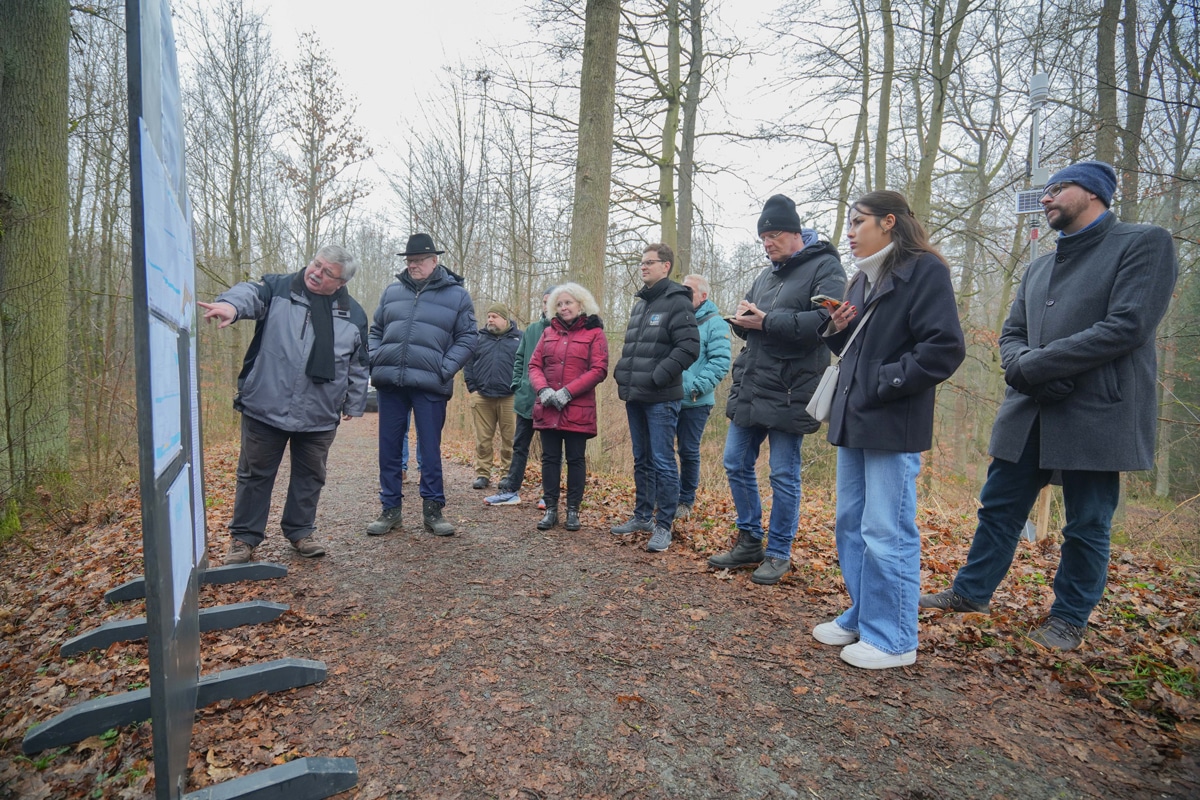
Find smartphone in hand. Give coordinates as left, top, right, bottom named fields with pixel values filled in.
left=811, top=294, right=841, bottom=310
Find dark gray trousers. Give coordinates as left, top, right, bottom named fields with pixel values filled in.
left=230, top=415, right=338, bottom=546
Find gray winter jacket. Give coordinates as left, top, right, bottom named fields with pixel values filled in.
left=991, top=213, right=1177, bottom=471
left=218, top=271, right=369, bottom=432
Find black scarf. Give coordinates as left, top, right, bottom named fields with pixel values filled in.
left=296, top=272, right=340, bottom=384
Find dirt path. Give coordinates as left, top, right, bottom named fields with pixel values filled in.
left=191, top=414, right=1196, bottom=799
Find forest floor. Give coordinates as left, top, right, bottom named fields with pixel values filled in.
left=1, top=413, right=1199, bottom=799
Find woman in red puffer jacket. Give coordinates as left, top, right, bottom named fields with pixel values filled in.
left=528, top=282, right=609, bottom=532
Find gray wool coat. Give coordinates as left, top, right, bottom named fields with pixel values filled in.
left=991, top=213, right=1177, bottom=472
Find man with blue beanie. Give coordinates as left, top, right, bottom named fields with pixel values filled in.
left=921, top=160, right=1178, bottom=650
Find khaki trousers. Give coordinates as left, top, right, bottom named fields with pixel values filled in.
left=471, top=394, right=515, bottom=479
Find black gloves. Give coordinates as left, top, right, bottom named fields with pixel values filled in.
left=1004, top=359, right=1035, bottom=395
left=1032, top=378, right=1074, bottom=405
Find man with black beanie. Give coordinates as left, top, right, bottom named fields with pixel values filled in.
left=707, top=194, right=846, bottom=584
left=199, top=244, right=369, bottom=564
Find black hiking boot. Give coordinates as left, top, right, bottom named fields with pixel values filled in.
left=707, top=529, right=764, bottom=570
left=422, top=499, right=455, bottom=537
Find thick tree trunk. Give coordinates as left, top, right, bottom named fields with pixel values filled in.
left=568, top=0, right=621, bottom=308
left=0, top=0, right=71, bottom=500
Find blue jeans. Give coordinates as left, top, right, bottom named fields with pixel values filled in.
left=626, top=400, right=682, bottom=529
left=952, top=421, right=1119, bottom=628
left=834, top=448, right=923, bottom=655
left=722, top=423, right=803, bottom=560
left=676, top=405, right=713, bottom=506
left=378, top=387, right=448, bottom=507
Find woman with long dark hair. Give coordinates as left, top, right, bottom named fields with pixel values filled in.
left=812, top=190, right=965, bottom=669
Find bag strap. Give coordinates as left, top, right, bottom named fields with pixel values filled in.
left=834, top=302, right=877, bottom=358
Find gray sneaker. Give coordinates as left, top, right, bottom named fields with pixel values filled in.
left=610, top=517, right=652, bottom=535
left=225, top=539, right=255, bottom=565
left=676, top=503, right=693, bottom=521
left=366, top=506, right=403, bottom=536
left=1027, top=617, right=1085, bottom=651
left=646, top=526, right=672, bottom=552
left=290, top=536, right=326, bottom=557
left=750, top=556, right=791, bottom=585
left=918, top=588, right=990, bottom=613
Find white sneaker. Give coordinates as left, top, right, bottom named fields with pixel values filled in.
left=812, top=621, right=857, bottom=646
left=839, top=640, right=916, bottom=670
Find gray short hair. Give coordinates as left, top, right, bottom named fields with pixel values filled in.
left=548, top=282, right=601, bottom=318
left=683, top=274, right=711, bottom=297
left=315, top=244, right=358, bottom=281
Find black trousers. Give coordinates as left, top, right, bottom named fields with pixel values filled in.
left=230, top=415, right=337, bottom=545
left=499, top=414, right=535, bottom=493
left=540, top=429, right=587, bottom=507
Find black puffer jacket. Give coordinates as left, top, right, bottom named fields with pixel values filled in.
left=464, top=320, right=522, bottom=397
left=368, top=265, right=478, bottom=398
left=614, top=278, right=700, bottom=403
left=726, top=241, right=846, bottom=434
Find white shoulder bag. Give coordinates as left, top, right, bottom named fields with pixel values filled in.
left=806, top=305, right=876, bottom=424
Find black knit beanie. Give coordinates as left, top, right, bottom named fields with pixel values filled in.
left=757, top=194, right=803, bottom=235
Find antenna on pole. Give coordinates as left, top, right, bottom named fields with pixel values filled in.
left=1016, top=73, right=1051, bottom=259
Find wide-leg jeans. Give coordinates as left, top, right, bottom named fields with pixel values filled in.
left=834, top=447, right=922, bottom=655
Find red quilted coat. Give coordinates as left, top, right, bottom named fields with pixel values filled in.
left=528, top=314, right=609, bottom=436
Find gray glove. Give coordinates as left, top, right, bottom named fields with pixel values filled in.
left=553, top=387, right=572, bottom=408
left=537, top=388, right=555, bottom=406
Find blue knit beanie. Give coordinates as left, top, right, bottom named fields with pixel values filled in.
left=757, top=194, right=803, bottom=234
left=1046, top=161, right=1117, bottom=207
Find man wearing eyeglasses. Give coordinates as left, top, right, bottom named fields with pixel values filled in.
left=199, top=244, right=369, bottom=564
left=921, top=160, right=1178, bottom=651
left=612, top=243, right=701, bottom=552
left=706, top=194, right=846, bottom=585
left=367, top=233, right=479, bottom=538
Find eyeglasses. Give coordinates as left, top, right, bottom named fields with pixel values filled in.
left=759, top=231, right=788, bottom=241
left=1041, top=181, right=1075, bottom=199
left=405, top=255, right=434, bottom=265
left=640, top=259, right=664, bottom=267
left=312, top=261, right=345, bottom=282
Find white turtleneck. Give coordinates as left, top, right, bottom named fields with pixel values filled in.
left=854, top=242, right=895, bottom=296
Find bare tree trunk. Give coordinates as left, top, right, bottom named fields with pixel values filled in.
left=676, top=0, right=702, bottom=274
left=0, top=0, right=71, bottom=501
left=568, top=0, right=621, bottom=307
left=873, top=0, right=894, bottom=192
left=1095, top=0, right=1121, bottom=164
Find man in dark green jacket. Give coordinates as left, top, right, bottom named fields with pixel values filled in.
left=485, top=287, right=555, bottom=506
left=612, top=243, right=700, bottom=553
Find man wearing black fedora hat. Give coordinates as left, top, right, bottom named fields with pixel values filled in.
left=367, top=233, right=478, bottom=537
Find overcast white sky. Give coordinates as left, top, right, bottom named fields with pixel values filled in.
left=208, top=0, right=802, bottom=249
